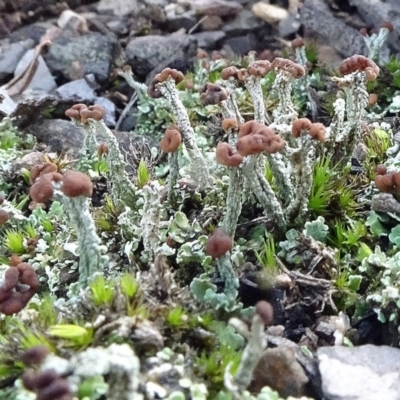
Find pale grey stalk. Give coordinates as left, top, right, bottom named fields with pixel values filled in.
left=140, top=181, right=162, bottom=260
left=365, top=26, right=391, bottom=62
left=158, top=78, right=211, bottom=188
left=73, top=119, right=100, bottom=173
left=167, top=151, right=180, bottom=208
left=223, top=80, right=245, bottom=124
left=222, top=167, right=243, bottom=237
left=53, top=189, right=108, bottom=287
left=225, top=314, right=267, bottom=396
left=216, top=254, right=239, bottom=300
left=272, top=70, right=298, bottom=123
left=90, top=119, right=138, bottom=207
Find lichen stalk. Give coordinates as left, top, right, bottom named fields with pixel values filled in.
left=90, top=120, right=138, bottom=207
left=167, top=151, right=180, bottom=208
left=216, top=254, right=239, bottom=301
left=244, top=75, right=266, bottom=124
left=272, top=70, right=297, bottom=123
left=223, top=80, right=245, bottom=124
left=158, top=78, right=211, bottom=188
left=286, top=137, right=316, bottom=222
left=54, top=189, right=109, bottom=287
left=222, top=167, right=243, bottom=238
left=225, top=314, right=267, bottom=395
left=140, top=181, right=162, bottom=260
left=243, top=161, right=286, bottom=230
left=74, top=119, right=100, bottom=173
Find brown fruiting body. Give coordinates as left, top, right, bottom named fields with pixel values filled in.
left=30, top=162, right=58, bottom=184
left=216, top=142, right=244, bottom=167
left=221, top=66, right=239, bottom=80
left=376, top=164, right=387, bottom=175
left=199, top=83, right=228, bottom=105
left=61, top=171, right=93, bottom=198
left=205, top=227, right=233, bottom=258
left=247, top=60, right=272, bottom=77
left=21, top=346, right=50, bottom=367
left=221, top=118, right=239, bottom=132
left=255, top=300, right=274, bottom=326
left=29, top=173, right=56, bottom=203
left=309, top=123, right=326, bottom=142
left=271, top=58, right=305, bottom=78
left=0, top=210, right=10, bottom=225
left=160, top=125, right=182, bottom=153
left=339, top=55, right=379, bottom=80
left=236, top=121, right=285, bottom=156
left=0, top=262, right=40, bottom=315
left=375, top=171, right=400, bottom=194
left=291, top=37, right=304, bottom=48
left=381, top=21, right=394, bottom=32
left=291, top=118, right=312, bottom=138
left=97, top=142, right=109, bottom=157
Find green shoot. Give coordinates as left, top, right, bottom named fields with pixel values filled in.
left=89, top=275, right=115, bottom=307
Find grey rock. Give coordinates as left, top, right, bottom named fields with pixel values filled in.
left=14, top=49, right=57, bottom=94
left=190, top=31, right=226, bottom=49
left=222, top=9, right=264, bottom=36
left=252, top=346, right=309, bottom=398
left=44, top=32, right=120, bottom=83
left=224, top=33, right=258, bottom=55
left=0, top=38, right=34, bottom=80
left=9, top=22, right=52, bottom=45
left=125, top=34, right=197, bottom=78
left=56, top=78, right=97, bottom=101
left=95, top=97, right=116, bottom=127
left=301, top=0, right=367, bottom=57
left=318, top=345, right=400, bottom=400
left=105, top=19, right=129, bottom=36
left=0, top=87, right=17, bottom=116
left=278, top=14, right=301, bottom=37
left=165, top=10, right=197, bottom=32
left=191, top=0, right=243, bottom=17
left=97, top=0, right=140, bottom=16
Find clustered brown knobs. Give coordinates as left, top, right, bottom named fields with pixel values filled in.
left=236, top=121, right=285, bottom=157
left=29, top=163, right=93, bottom=204
left=221, top=60, right=272, bottom=82
left=271, top=57, right=305, bottom=78
left=0, top=256, right=40, bottom=315
left=65, top=104, right=105, bottom=124
left=375, top=164, right=400, bottom=195
left=147, top=67, right=184, bottom=98
left=21, top=346, right=72, bottom=400
left=159, top=125, right=182, bottom=153
left=339, top=55, right=380, bottom=81
left=291, top=118, right=326, bottom=142
left=199, top=82, right=229, bottom=105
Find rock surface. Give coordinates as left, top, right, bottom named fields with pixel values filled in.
left=44, top=31, right=121, bottom=83
left=318, top=345, right=400, bottom=400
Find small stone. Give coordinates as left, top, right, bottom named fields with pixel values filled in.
left=57, top=10, right=88, bottom=32
left=318, top=345, right=400, bottom=400
left=44, top=32, right=120, bottom=83
left=252, top=346, right=309, bottom=398
left=222, top=9, right=264, bottom=36
left=97, top=0, right=140, bottom=17
left=201, top=15, right=223, bottom=31
left=224, top=33, right=258, bottom=55
left=56, top=78, right=97, bottom=102
left=252, top=2, right=289, bottom=24
left=0, top=38, right=34, bottom=80
left=191, top=0, right=243, bottom=17
left=190, top=31, right=226, bottom=49
left=125, top=34, right=196, bottom=78
left=278, top=14, right=301, bottom=37
left=14, top=49, right=57, bottom=94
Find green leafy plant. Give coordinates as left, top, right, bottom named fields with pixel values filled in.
left=48, top=324, right=94, bottom=348
left=137, top=159, right=150, bottom=188
left=3, top=229, right=25, bottom=254
left=89, top=275, right=115, bottom=307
